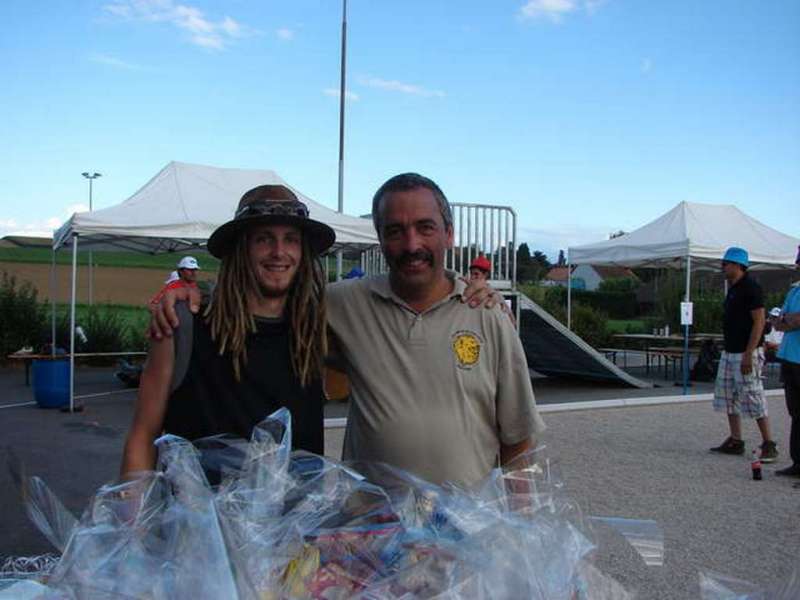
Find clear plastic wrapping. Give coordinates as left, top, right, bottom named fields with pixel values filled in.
left=2, top=408, right=656, bottom=599
left=699, top=568, right=800, bottom=600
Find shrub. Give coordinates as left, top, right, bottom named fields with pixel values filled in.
left=46, top=304, right=150, bottom=359
left=598, top=277, right=638, bottom=293
left=537, top=285, right=638, bottom=320
left=0, top=272, right=48, bottom=357
left=520, top=284, right=609, bottom=348
left=571, top=304, right=610, bottom=348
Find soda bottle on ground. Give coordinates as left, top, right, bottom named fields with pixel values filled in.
left=751, top=449, right=762, bottom=481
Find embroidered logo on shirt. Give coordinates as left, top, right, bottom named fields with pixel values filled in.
left=452, top=331, right=482, bottom=369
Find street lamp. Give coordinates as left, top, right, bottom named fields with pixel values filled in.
left=81, top=172, right=101, bottom=211
left=81, top=172, right=101, bottom=304
left=335, top=0, right=347, bottom=279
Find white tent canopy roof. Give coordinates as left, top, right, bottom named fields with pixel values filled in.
left=568, top=201, right=799, bottom=269
left=53, top=161, right=378, bottom=254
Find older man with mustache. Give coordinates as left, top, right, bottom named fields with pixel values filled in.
left=326, top=173, right=544, bottom=487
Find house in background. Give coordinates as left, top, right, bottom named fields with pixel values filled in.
left=542, top=265, right=637, bottom=291
left=541, top=266, right=573, bottom=288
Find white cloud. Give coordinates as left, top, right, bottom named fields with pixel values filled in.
left=190, top=34, right=224, bottom=50
left=323, top=88, right=359, bottom=101
left=102, top=0, right=249, bottom=50
left=276, top=27, right=294, bottom=41
left=0, top=205, right=91, bottom=239
left=88, top=53, right=147, bottom=71
left=584, top=0, right=606, bottom=15
left=518, top=0, right=604, bottom=22
left=220, top=17, right=242, bottom=37
left=641, top=58, right=653, bottom=74
left=519, top=0, right=576, bottom=22
left=358, top=76, right=445, bottom=98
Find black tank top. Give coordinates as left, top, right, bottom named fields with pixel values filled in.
left=163, top=313, right=324, bottom=455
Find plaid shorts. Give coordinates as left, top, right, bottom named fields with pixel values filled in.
left=713, top=349, right=767, bottom=418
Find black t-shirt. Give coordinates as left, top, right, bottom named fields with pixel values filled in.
left=163, top=313, right=324, bottom=455
left=723, top=274, right=764, bottom=353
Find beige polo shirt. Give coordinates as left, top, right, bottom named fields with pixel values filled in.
left=327, top=273, right=545, bottom=487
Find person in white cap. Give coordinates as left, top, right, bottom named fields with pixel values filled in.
left=764, top=307, right=785, bottom=357
left=175, top=256, right=200, bottom=286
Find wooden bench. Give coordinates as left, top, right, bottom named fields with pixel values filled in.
left=646, top=346, right=695, bottom=379
left=597, top=348, right=629, bottom=367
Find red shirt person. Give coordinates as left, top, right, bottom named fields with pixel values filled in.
left=150, top=257, right=200, bottom=306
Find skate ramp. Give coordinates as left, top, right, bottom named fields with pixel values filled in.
left=518, top=292, right=652, bottom=388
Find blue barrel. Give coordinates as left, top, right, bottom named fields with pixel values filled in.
left=32, top=359, right=71, bottom=408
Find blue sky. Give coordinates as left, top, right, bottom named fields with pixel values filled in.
left=1, top=0, right=798, bottom=260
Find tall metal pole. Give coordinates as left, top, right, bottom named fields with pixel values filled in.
left=88, top=177, right=93, bottom=305
left=682, top=255, right=692, bottom=395
left=82, top=172, right=101, bottom=304
left=50, top=246, right=57, bottom=356
left=567, top=261, right=572, bottom=330
left=335, top=0, right=347, bottom=280
left=69, top=235, right=78, bottom=412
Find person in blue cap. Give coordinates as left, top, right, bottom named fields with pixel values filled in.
left=710, top=247, right=778, bottom=462
left=770, top=245, right=800, bottom=477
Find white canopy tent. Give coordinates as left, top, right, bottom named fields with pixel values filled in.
left=567, top=201, right=799, bottom=391
left=568, top=201, right=798, bottom=271
left=51, top=161, right=380, bottom=411
left=54, top=161, right=378, bottom=253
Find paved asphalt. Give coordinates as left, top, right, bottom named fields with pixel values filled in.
left=1, top=364, right=796, bottom=599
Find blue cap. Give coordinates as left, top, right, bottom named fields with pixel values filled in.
left=344, top=267, right=365, bottom=280
left=722, top=247, right=749, bottom=268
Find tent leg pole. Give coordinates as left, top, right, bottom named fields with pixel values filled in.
left=683, top=256, right=691, bottom=395
left=69, top=235, right=78, bottom=412
left=50, top=245, right=57, bottom=356
left=567, top=262, right=572, bottom=330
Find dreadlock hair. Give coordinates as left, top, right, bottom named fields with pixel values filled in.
left=204, top=226, right=328, bottom=386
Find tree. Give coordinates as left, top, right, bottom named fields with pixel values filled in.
left=516, top=243, right=536, bottom=282
left=517, top=243, right=531, bottom=264
left=557, top=249, right=566, bottom=266
left=516, top=244, right=552, bottom=282
left=532, top=251, right=550, bottom=267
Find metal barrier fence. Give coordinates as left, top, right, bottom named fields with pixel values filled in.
left=359, top=203, right=517, bottom=290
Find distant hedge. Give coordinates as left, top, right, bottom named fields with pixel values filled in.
left=541, top=286, right=639, bottom=320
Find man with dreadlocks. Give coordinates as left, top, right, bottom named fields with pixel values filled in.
left=120, top=185, right=334, bottom=476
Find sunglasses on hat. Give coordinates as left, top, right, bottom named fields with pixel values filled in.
left=235, top=199, right=309, bottom=220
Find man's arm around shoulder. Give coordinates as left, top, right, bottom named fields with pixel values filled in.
left=120, top=335, right=175, bottom=478
left=490, top=305, right=545, bottom=466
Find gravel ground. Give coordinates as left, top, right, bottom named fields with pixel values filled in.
left=1, top=366, right=797, bottom=598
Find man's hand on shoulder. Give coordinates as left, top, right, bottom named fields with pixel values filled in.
left=460, top=277, right=516, bottom=324
left=147, top=286, right=202, bottom=340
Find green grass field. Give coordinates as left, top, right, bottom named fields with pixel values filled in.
left=0, top=246, right=220, bottom=270
left=606, top=319, right=647, bottom=334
